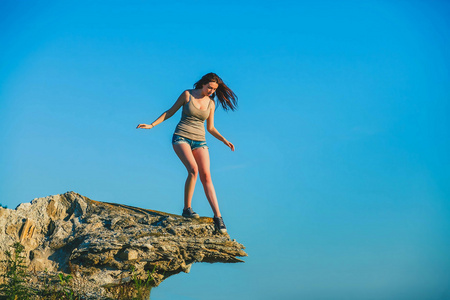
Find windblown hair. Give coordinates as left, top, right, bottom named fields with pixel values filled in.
left=193, top=73, right=238, bottom=111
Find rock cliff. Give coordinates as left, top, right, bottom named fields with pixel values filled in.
left=0, top=192, right=247, bottom=299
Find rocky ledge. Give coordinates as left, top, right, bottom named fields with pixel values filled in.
left=0, top=192, right=246, bottom=299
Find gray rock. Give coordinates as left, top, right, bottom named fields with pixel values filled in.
left=0, top=192, right=247, bottom=299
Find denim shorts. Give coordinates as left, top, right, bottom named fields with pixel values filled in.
left=172, top=134, right=208, bottom=150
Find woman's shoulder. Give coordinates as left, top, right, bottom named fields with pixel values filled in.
left=178, top=90, right=192, bottom=103
left=209, top=98, right=215, bottom=108
left=185, top=89, right=199, bottom=99
left=182, top=89, right=192, bottom=96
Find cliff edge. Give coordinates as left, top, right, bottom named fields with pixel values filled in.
left=0, top=192, right=247, bottom=298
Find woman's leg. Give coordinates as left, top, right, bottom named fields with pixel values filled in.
left=192, top=147, right=221, bottom=218
left=173, top=143, right=198, bottom=209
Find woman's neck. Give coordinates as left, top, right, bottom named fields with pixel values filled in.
left=193, top=89, right=208, bottom=99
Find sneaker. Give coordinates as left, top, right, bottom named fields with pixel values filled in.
left=213, top=216, right=227, bottom=234
left=182, top=207, right=200, bottom=218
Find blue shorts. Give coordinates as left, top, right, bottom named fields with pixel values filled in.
left=172, top=134, right=208, bottom=150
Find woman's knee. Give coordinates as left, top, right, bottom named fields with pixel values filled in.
left=199, top=171, right=212, bottom=184
left=187, top=166, right=199, bottom=177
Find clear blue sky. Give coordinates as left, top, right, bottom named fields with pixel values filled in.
left=1, top=1, right=449, bottom=299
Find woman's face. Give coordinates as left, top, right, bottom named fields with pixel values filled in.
left=202, top=82, right=219, bottom=97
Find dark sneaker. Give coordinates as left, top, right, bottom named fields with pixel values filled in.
left=182, top=207, right=200, bottom=218
left=213, top=216, right=227, bottom=234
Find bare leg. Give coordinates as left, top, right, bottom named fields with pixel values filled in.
left=173, top=143, right=198, bottom=209
left=192, top=147, right=221, bottom=218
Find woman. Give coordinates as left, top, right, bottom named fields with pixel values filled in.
left=136, top=73, right=238, bottom=234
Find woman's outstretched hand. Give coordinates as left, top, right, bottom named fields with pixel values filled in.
left=224, top=140, right=235, bottom=151
left=136, top=124, right=154, bottom=129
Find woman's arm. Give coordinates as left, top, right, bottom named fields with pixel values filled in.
left=136, top=91, right=188, bottom=129
left=206, top=101, right=235, bottom=151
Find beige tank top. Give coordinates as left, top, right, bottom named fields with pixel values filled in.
left=174, top=92, right=212, bottom=141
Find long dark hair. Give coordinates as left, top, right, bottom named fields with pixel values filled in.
left=193, top=73, right=238, bottom=111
